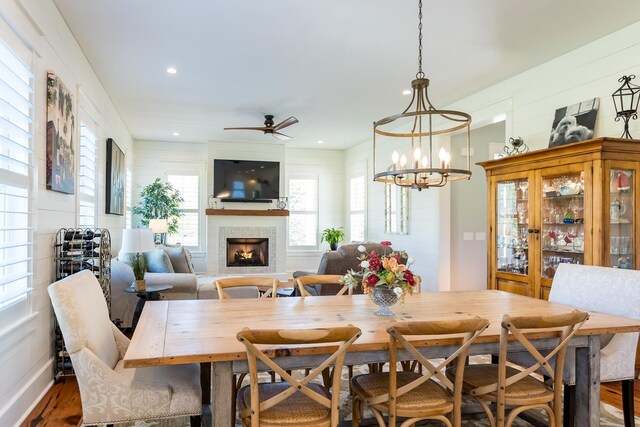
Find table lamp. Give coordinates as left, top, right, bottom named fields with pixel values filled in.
left=149, top=218, right=169, bottom=244
left=121, top=228, right=155, bottom=291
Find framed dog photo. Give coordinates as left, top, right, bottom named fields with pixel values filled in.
left=106, top=138, right=125, bottom=215
left=548, top=98, right=599, bottom=148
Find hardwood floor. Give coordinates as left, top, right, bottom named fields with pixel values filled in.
left=21, top=376, right=640, bottom=426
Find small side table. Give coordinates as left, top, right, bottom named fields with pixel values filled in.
left=124, top=284, right=173, bottom=330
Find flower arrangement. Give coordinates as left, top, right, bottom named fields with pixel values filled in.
left=341, top=241, right=417, bottom=302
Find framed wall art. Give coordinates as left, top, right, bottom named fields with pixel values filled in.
left=46, top=71, right=75, bottom=194
left=106, top=138, right=125, bottom=215
left=548, top=98, right=599, bottom=148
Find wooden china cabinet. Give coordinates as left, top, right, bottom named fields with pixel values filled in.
left=479, top=137, right=640, bottom=300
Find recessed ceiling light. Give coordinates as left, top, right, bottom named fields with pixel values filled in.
left=172, top=132, right=180, bottom=136
left=317, top=140, right=324, bottom=144
left=166, top=67, right=177, bottom=74
left=402, top=89, right=412, bottom=95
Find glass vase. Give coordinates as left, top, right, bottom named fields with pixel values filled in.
left=369, top=287, right=399, bottom=316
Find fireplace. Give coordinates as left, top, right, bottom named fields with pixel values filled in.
left=226, top=238, right=269, bottom=267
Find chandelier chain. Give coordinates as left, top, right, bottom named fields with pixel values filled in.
left=417, top=0, right=424, bottom=79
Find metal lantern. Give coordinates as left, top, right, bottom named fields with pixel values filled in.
left=612, top=75, right=640, bottom=139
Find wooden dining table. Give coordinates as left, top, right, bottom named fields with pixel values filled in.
left=123, top=290, right=640, bottom=427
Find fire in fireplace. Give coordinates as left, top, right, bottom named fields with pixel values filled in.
left=226, top=238, right=269, bottom=267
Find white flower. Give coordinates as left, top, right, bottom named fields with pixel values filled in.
left=360, top=260, right=370, bottom=268
left=407, top=257, right=415, bottom=266
left=393, top=287, right=403, bottom=296
left=358, top=245, right=366, bottom=253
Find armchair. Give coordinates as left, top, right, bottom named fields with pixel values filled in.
left=48, top=270, right=202, bottom=426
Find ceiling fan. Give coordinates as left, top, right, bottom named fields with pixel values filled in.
left=224, top=114, right=299, bottom=141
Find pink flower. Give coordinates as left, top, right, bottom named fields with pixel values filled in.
left=368, top=255, right=381, bottom=272
left=381, top=241, right=392, bottom=247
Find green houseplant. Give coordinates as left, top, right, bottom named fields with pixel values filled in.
left=132, top=178, right=184, bottom=234
left=321, top=227, right=345, bottom=251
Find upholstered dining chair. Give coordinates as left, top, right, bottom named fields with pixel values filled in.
left=350, top=317, right=490, bottom=427
left=48, top=270, right=202, bottom=426
left=506, top=263, right=640, bottom=426
left=215, top=276, right=280, bottom=299
left=455, top=311, right=588, bottom=427
left=296, top=274, right=352, bottom=297
left=236, top=326, right=361, bottom=427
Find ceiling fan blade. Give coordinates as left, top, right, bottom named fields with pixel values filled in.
left=223, top=127, right=267, bottom=131
left=272, top=116, right=299, bottom=131
left=272, top=131, right=291, bottom=141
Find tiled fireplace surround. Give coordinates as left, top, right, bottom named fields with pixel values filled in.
left=206, top=215, right=288, bottom=279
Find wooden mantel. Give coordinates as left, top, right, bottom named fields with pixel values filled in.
left=205, top=209, right=289, bottom=217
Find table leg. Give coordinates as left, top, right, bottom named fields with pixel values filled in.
left=212, top=361, right=234, bottom=427
left=575, top=335, right=600, bottom=426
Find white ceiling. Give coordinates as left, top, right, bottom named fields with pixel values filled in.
left=53, top=0, right=640, bottom=150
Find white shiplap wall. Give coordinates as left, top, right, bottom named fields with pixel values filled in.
left=0, top=1, right=133, bottom=425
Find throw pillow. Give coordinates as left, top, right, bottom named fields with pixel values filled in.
left=144, top=249, right=175, bottom=273
left=160, top=243, right=194, bottom=273
left=117, top=251, right=135, bottom=266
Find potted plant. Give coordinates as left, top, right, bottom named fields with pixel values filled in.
left=132, top=254, right=147, bottom=291
left=321, top=227, right=345, bottom=251
left=133, top=178, right=184, bottom=234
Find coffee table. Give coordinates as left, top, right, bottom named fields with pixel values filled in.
left=124, top=283, right=173, bottom=330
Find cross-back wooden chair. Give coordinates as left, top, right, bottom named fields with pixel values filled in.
left=236, top=326, right=361, bottom=427
left=296, top=274, right=352, bottom=297
left=350, top=317, right=490, bottom=427
left=454, top=310, right=589, bottom=427
left=215, top=277, right=280, bottom=299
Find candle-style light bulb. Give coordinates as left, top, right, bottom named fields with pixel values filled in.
left=391, top=150, right=399, bottom=171
left=421, top=155, right=429, bottom=167
left=439, top=147, right=451, bottom=168
left=399, top=154, right=407, bottom=168
left=413, top=147, right=422, bottom=165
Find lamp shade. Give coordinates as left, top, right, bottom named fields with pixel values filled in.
left=121, top=228, right=155, bottom=253
left=149, top=218, right=169, bottom=233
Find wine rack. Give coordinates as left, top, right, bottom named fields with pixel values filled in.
left=53, top=228, right=111, bottom=379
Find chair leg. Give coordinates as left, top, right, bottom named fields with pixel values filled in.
left=563, top=383, right=576, bottom=427
left=622, top=379, right=635, bottom=427
left=190, top=415, right=202, bottom=427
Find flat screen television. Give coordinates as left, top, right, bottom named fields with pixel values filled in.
left=213, top=159, right=280, bottom=202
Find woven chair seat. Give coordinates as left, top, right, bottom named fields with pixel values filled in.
left=351, top=372, right=453, bottom=412
left=237, top=381, right=332, bottom=425
left=449, top=364, right=553, bottom=402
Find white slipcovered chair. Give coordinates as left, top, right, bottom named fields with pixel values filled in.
left=506, top=264, right=639, bottom=426
left=48, top=270, right=202, bottom=426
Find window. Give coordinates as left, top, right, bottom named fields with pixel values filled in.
left=350, top=175, right=365, bottom=241
left=0, top=32, right=34, bottom=316
left=77, top=119, right=97, bottom=228
left=288, top=174, right=318, bottom=248
left=125, top=168, right=132, bottom=228
left=166, top=173, right=199, bottom=248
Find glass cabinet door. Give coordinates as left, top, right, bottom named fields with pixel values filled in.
left=609, top=168, right=634, bottom=269
left=496, top=179, right=529, bottom=275
left=540, top=172, right=585, bottom=279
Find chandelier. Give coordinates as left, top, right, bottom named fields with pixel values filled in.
left=373, top=0, right=472, bottom=190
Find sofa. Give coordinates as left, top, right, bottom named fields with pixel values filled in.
left=293, top=242, right=400, bottom=295
left=111, top=244, right=262, bottom=327
left=111, top=244, right=199, bottom=328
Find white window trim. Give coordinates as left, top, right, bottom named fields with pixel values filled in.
left=349, top=173, right=367, bottom=242
left=287, top=172, right=319, bottom=251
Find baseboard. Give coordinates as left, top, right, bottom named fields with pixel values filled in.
left=1, top=358, right=54, bottom=427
